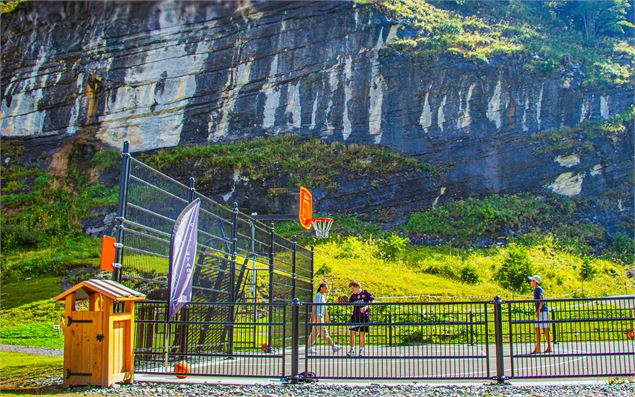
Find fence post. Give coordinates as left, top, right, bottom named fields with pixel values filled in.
left=291, top=298, right=300, bottom=380
left=310, top=244, right=315, bottom=293
left=469, top=310, right=474, bottom=346
left=388, top=308, right=393, bottom=346
left=113, top=140, right=131, bottom=283
left=550, top=308, right=557, bottom=345
left=493, top=296, right=509, bottom=384
left=228, top=202, right=238, bottom=354
left=292, top=236, right=297, bottom=299
left=268, top=222, right=275, bottom=350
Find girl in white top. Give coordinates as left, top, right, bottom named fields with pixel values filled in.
left=307, top=282, right=342, bottom=354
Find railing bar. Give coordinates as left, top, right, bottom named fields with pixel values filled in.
left=128, top=174, right=189, bottom=203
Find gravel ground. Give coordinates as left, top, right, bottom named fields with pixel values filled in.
left=0, top=343, right=63, bottom=356
left=77, top=381, right=635, bottom=397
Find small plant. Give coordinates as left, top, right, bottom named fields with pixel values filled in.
left=460, top=265, right=480, bottom=284
left=378, top=233, right=408, bottom=261
left=579, top=259, right=597, bottom=282
left=315, top=264, right=332, bottom=276
left=496, top=244, right=533, bottom=292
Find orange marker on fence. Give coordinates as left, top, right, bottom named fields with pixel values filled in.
left=100, top=236, right=117, bottom=272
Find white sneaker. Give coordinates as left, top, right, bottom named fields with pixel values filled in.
left=332, top=345, right=342, bottom=353
left=308, top=348, right=317, bottom=355
left=346, top=348, right=355, bottom=357
left=359, top=348, right=365, bottom=357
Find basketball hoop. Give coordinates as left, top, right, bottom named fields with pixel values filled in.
left=311, top=218, right=333, bottom=239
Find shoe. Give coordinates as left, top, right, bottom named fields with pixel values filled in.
left=346, top=348, right=355, bottom=357
left=529, top=350, right=541, bottom=354
left=544, top=349, right=553, bottom=353
left=308, top=348, right=317, bottom=355
left=359, top=348, right=365, bottom=357
left=332, top=345, right=343, bottom=353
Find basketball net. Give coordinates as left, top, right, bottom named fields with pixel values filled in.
left=311, top=218, right=333, bottom=239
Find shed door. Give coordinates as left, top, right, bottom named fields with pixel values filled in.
left=64, top=311, right=103, bottom=386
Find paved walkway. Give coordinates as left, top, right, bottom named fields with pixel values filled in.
left=0, top=343, right=63, bottom=356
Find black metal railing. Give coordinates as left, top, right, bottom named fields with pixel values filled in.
left=134, top=296, right=634, bottom=381
left=504, top=296, right=635, bottom=379
left=303, top=301, right=491, bottom=380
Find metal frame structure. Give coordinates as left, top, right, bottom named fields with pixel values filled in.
left=112, top=141, right=314, bottom=359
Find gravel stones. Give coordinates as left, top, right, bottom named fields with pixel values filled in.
left=78, top=381, right=635, bottom=397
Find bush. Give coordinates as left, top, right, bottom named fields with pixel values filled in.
left=605, top=232, right=634, bottom=265
left=315, top=264, right=332, bottom=276
left=1, top=224, right=43, bottom=251
left=460, top=265, right=480, bottom=284
left=496, top=244, right=533, bottom=292
left=420, top=262, right=460, bottom=280
left=378, top=234, right=408, bottom=261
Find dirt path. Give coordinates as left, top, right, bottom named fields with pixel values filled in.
left=0, top=343, right=63, bottom=356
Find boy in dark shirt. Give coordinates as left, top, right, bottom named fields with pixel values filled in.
left=529, top=275, right=553, bottom=354
left=347, top=280, right=374, bottom=357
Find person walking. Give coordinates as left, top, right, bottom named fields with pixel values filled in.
left=307, top=282, right=342, bottom=354
left=347, top=280, right=374, bottom=357
left=529, top=275, right=553, bottom=354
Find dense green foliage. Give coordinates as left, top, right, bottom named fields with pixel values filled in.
left=142, top=135, right=430, bottom=191
left=405, top=192, right=633, bottom=266
left=372, top=0, right=634, bottom=84
left=405, top=194, right=574, bottom=243
left=532, top=107, right=634, bottom=154
left=1, top=143, right=119, bottom=282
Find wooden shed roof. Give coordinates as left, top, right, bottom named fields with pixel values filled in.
left=55, top=279, right=146, bottom=302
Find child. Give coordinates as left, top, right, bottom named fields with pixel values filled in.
left=347, top=280, right=374, bottom=357
left=307, top=282, right=342, bottom=354
left=529, top=275, right=553, bottom=354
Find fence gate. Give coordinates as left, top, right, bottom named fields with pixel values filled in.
left=302, top=301, right=493, bottom=380
left=505, top=297, right=635, bottom=379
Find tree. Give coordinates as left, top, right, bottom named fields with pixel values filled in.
left=552, top=0, right=634, bottom=40
left=496, top=244, right=533, bottom=292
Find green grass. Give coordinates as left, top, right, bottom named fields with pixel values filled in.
left=532, top=107, right=634, bottom=155
left=405, top=194, right=576, bottom=244
left=313, top=236, right=634, bottom=300
left=0, top=299, right=65, bottom=349
left=0, top=352, right=62, bottom=387
left=141, top=135, right=431, bottom=192
left=0, top=277, right=61, bottom=309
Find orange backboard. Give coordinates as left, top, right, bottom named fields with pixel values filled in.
left=299, top=186, right=313, bottom=230
left=100, top=236, right=117, bottom=272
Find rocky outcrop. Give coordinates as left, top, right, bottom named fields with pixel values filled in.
left=1, top=1, right=633, bottom=232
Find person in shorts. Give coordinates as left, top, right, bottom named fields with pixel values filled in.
left=307, top=282, right=342, bottom=354
left=347, top=280, right=374, bottom=357
left=529, top=275, right=553, bottom=354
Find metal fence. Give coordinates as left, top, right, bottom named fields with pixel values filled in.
left=111, top=142, right=314, bottom=357
left=134, top=296, right=634, bottom=381
left=113, top=141, right=314, bottom=305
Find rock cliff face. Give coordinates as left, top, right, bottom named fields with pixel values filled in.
left=1, top=1, right=633, bottom=230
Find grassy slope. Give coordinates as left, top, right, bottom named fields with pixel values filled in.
left=313, top=237, right=634, bottom=301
